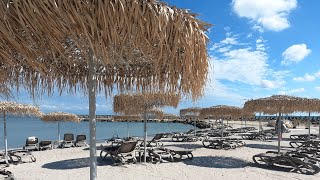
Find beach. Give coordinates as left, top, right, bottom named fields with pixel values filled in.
left=5, top=122, right=320, bottom=180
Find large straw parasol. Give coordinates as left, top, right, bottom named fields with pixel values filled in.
left=40, top=112, right=80, bottom=144
left=114, top=93, right=179, bottom=163
left=200, top=105, right=242, bottom=137
left=243, top=95, right=309, bottom=154
left=0, top=101, right=42, bottom=164
left=0, top=1, right=210, bottom=179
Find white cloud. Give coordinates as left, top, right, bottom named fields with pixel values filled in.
left=279, top=88, right=305, bottom=95
left=210, top=35, right=286, bottom=90
left=213, top=48, right=268, bottom=85
left=261, top=80, right=285, bottom=89
left=232, top=0, right=297, bottom=32
left=281, top=44, right=311, bottom=65
left=293, top=74, right=316, bottom=82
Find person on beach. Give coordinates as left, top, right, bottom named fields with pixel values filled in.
left=275, top=119, right=287, bottom=140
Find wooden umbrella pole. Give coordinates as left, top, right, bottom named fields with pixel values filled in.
left=277, top=112, right=281, bottom=154
left=88, top=49, right=97, bottom=180
left=58, top=121, right=61, bottom=143
left=221, top=118, right=224, bottom=138
left=127, top=121, right=129, bottom=138
left=259, top=113, right=262, bottom=133
left=143, top=105, right=147, bottom=163
left=308, top=111, right=311, bottom=141
left=3, top=111, right=8, bottom=164
left=245, top=118, right=247, bottom=127
left=194, top=118, right=196, bottom=136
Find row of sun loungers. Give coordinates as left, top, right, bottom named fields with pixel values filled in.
left=23, top=134, right=88, bottom=151
left=100, top=133, right=194, bottom=165
left=253, top=131, right=320, bottom=174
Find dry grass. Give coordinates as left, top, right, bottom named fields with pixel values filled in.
left=199, top=105, right=242, bottom=119
left=0, top=101, right=42, bottom=116
left=0, top=0, right=211, bottom=101
left=40, top=112, right=80, bottom=122
left=113, top=93, right=179, bottom=116
left=243, top=95, right=320, bottom=114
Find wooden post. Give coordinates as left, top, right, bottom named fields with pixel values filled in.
left=3, top=111, right=8, bottom=164
left=143, top=105, right=147, bottom=163
left=308, top=111, right=311, bottom=141
left=277, top=112, right=281, bottom=154
left=88, top=49, right=97, bottom=180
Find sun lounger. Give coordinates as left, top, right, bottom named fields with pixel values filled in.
left=147, top=147, right=174, bottom=163
left=171, top=134, right=199, bottom=142
left=140, top=134, right=163, bottom=147
left=100, top=141, right=137, bottom=165
left=241, top=132, right=274, bottom=141
left=289, top=139, right=320, bottom=149
left=202, top=137, right=245, bottom=150
left=39, top=141, right=53, bottom=150
left=75, top=135, right=88, bottom=147
left=290, top=134, right=318, bottom=141
left=161, top=146, right=193, bottom=160
left=61, top=133, right=75, bottom=148
left=8, top=150, right=36, bottom=164
left=23, top=136, right=39, bottom=151
left=253, top=151, right=320, bottom=175
left=0, top=169, right=15, bottom=180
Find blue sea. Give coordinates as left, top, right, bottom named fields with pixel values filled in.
left=0, top=116, right=194, bottom=150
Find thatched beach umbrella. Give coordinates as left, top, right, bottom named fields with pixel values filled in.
left=114, top=93, right=179, bottom=163
left=300, top=98, right=320, bottom=140
left=243, top=95, right=308, bottom=154
left=40, top=112, right=80, bottom=144
left=0, top=1, right=210, bottom=179
left=200, top=105, right=242, bottom=137
left=0, top=101, right=42, bottom=164
left=180, top=107, right=202, bottom=135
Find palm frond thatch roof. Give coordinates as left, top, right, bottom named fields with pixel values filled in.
left=113, top=93, right=179, bottom=115
left=199, top=105, right=242, bottom=119
left=243, top=95, right=320, bottom=115
left=0, top=0, right=211, bottom=100
left=40, top=112, right=80, bottom=122
left=0, top=101, right=42, bottom=116
left=179, top=107, right=202, bottom=116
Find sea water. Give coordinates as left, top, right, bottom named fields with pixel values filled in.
left=0, top=116, right=193, bottom=149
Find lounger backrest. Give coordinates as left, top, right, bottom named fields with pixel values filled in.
left=76, top=135, right=86, bottom=141
left=152, top=134, right=163, bottom=141
left=117, top=141, right=137, bottom=154
left=64, top=133, right=74, bottom=141
left=26, top=137, right=38, bottom=145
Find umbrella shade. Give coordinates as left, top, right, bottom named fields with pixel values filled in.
left=114, top=93, right=179, bottom=115
left=0, top=0, right=211, bottom=101
left=41, top=112, right=80, bottom=122
left=40, top=112, right=80, bottom=143
left=0, top=101, right=42, bottom=164
left=243, top=95, right=307, bottom=115
left=199, top=105, right=242, bottom=119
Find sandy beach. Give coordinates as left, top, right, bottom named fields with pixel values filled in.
left=5, top=122, right=320, bottom=180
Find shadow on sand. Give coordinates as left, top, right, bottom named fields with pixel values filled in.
left=42, top=157, right=112, bottom=169
left=183, top=156, right=248, bottom=168
left=163, top=143, right=204, bottom=149
left=246, top=144, right=278, bottom=150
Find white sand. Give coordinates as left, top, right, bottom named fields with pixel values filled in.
left=5, top=123, right=320, bottom=180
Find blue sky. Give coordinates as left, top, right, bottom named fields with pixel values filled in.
left=6, top=0, right=320, bottom=115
